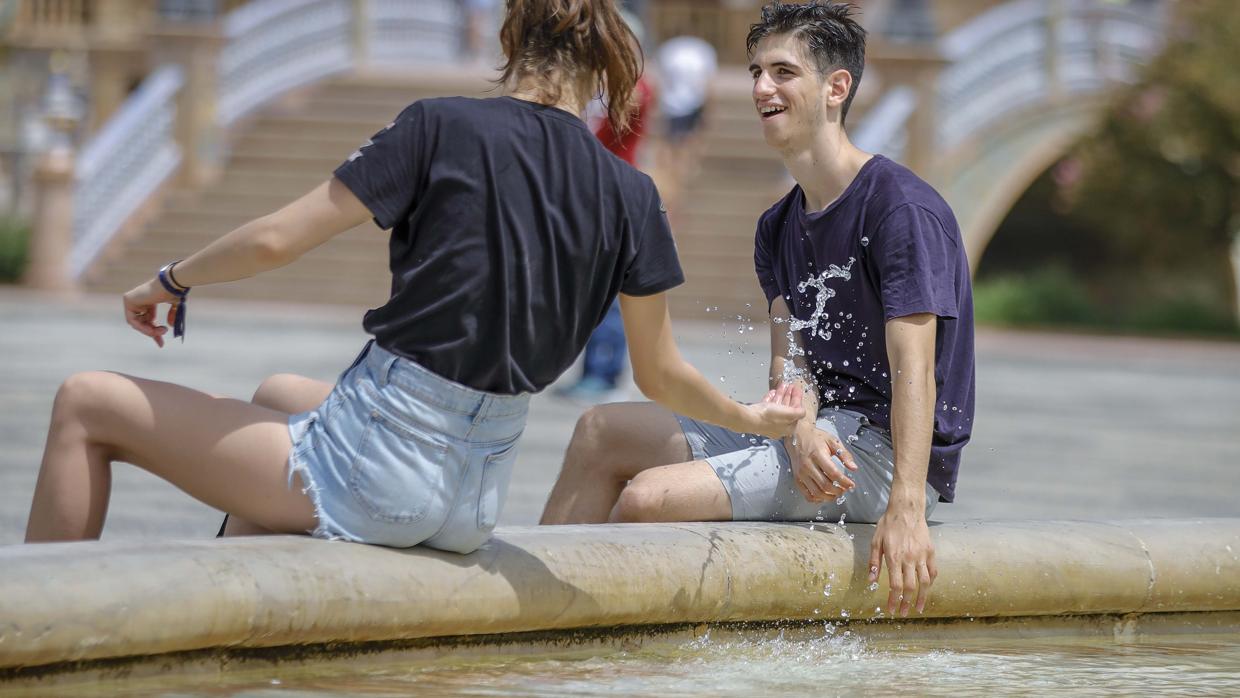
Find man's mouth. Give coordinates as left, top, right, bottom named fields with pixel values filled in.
left=759, top=105, right=787, bottom=120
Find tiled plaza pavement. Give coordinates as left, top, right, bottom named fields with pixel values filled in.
left=1, top=288, right=1238, bottom=545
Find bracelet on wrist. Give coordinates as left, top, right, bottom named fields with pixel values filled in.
left=156, top=261, right=190, bottom=341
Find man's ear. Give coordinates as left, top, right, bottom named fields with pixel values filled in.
left=824, top=68, right=853, bottom=112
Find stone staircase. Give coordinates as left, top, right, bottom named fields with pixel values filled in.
left=84, top=71, right=789, bottom=322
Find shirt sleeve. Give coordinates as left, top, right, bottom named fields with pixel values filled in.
left=753, top=213, right=780, bottom=310
left=868, top=203, right=961, bottom=320
left=332, top=101, right=427, bottom=230
left=621, top=185, right=685, bottom=296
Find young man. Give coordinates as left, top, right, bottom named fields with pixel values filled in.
left=540, top=2, right=975, bottom=617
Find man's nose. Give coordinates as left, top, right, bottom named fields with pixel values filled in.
left=753, top=72, right=775, bottom=100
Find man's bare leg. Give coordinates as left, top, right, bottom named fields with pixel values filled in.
left=541, top=402, right=703, bottom=524
left=608, top=460, right=732, bottom=522
left=220, top=374, right=333, bottom=537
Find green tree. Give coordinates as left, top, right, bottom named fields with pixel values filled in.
left=1065, top=0, right=1240, bottom=322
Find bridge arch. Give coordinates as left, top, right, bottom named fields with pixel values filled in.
left=854, top=0, right=1169, bottom=271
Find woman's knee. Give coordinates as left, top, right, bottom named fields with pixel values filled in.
left=250, top=373, right=328, bottom=413
left=53, top=371, right=121, bottom=424
left=252, top=374, right=298, bottom=407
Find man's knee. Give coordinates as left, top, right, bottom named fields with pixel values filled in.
left=567, top=405, right=623, bottom=463
left=610, top=475, right=666, bottom=523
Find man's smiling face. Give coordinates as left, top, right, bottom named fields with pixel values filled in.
left=749, top=33, right=829, bottom=151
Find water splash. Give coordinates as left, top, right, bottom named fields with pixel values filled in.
left=781, top=258, right=856, bottom=386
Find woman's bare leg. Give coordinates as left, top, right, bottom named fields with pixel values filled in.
left=220, top=373, right=334, bottom=537
left=26, top=371, right=322, bottom=542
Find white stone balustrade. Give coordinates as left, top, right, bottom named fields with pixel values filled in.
left=70, top=65, right=183, bottom=280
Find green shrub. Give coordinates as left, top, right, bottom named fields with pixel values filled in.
left=0, top=216, right=29, bottom=282
left=973, top=267, right=1239, bottom=337
left=973, top=268, right=1098, bottom=327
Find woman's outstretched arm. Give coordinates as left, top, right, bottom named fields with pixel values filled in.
left=123, top=178, right=373, bottom=346
left=619, top=291, right=803, bottom=439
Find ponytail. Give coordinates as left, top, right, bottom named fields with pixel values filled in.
left=499, top=0, right=642, bottom=135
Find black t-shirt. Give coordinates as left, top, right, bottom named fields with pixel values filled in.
left=333, top=96, right=683, bottom=394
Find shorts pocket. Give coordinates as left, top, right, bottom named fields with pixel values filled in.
left=477, top=439, right=519, bottom=531
left=349, top=408, right=450, bottom=524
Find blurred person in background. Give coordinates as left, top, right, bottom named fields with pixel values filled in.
left=654, top=32, right=717, bottom=224
left=557, top=9, right=657, bottom=404
left=24, top=0, right=806, bottom=550
left=464, top=0, right=498, bottom=63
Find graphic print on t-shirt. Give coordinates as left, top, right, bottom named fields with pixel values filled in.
left=348, top=122, right=396, bottom=162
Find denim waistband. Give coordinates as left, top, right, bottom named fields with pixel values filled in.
left=361, top=341, right=530, bottom=420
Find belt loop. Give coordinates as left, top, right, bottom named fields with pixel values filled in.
left=473, top=395, right=491, bottom=426
left=380, top=354, right=398, bottom=387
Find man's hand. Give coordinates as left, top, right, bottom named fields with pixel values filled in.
left=783, top=418, right=858, bottom=503
left=741, top=382, right=805, bottom=439
left=869, top=500, right=936, bottom=616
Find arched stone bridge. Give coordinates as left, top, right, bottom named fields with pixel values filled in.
left=853, top=0, right=1168, bottom=270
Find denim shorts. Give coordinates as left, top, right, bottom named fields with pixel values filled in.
left=675, top=408, right=938, bottom=524
left=287, top=341, right=529, bottom=552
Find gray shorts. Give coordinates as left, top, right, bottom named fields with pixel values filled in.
left=675, top=408, right=938, bottom=524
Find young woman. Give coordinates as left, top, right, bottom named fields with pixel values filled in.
left=25, top=0, right=803, bottom=552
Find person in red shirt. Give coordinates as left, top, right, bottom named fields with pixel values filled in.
left=557, top=24, right=657, bottom=403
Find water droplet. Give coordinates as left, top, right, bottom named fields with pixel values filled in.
left=719, top=376, right=726, bottom=383
left=842, top=360, right=849, bottom=367
left=846, top=434, right=859, bottom=443
left=860, top=237, right=869, bottom=246
left=867, top=582, right=879, bottom=592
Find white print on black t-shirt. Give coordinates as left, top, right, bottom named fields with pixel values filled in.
left=347, top=121, right=396, bottom=162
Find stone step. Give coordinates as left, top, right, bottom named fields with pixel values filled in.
left=84, top=70, right=788, bottom=320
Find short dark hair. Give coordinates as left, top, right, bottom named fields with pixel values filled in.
left=747, top=2, right=868, bottom=124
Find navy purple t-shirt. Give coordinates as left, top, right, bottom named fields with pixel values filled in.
left=333, top=96, right=683, bottom=395
left=754, top=155, right=975, bottom=502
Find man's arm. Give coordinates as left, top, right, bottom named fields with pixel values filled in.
left=869, top=312, right=938, bottom=617
left=768, top=297, right=857, bottom=501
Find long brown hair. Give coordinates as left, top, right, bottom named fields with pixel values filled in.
left=498, top=0, right=642, bottom=135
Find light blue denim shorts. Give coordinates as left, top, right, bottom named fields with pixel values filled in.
left=675, top=408, right=938, bottom=524
left=287, top=341, right=529, bottom=552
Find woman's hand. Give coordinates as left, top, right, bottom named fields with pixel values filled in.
left=122, top=278, right=178, bottom=347
left=740, top=382, right=805, bottom=438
